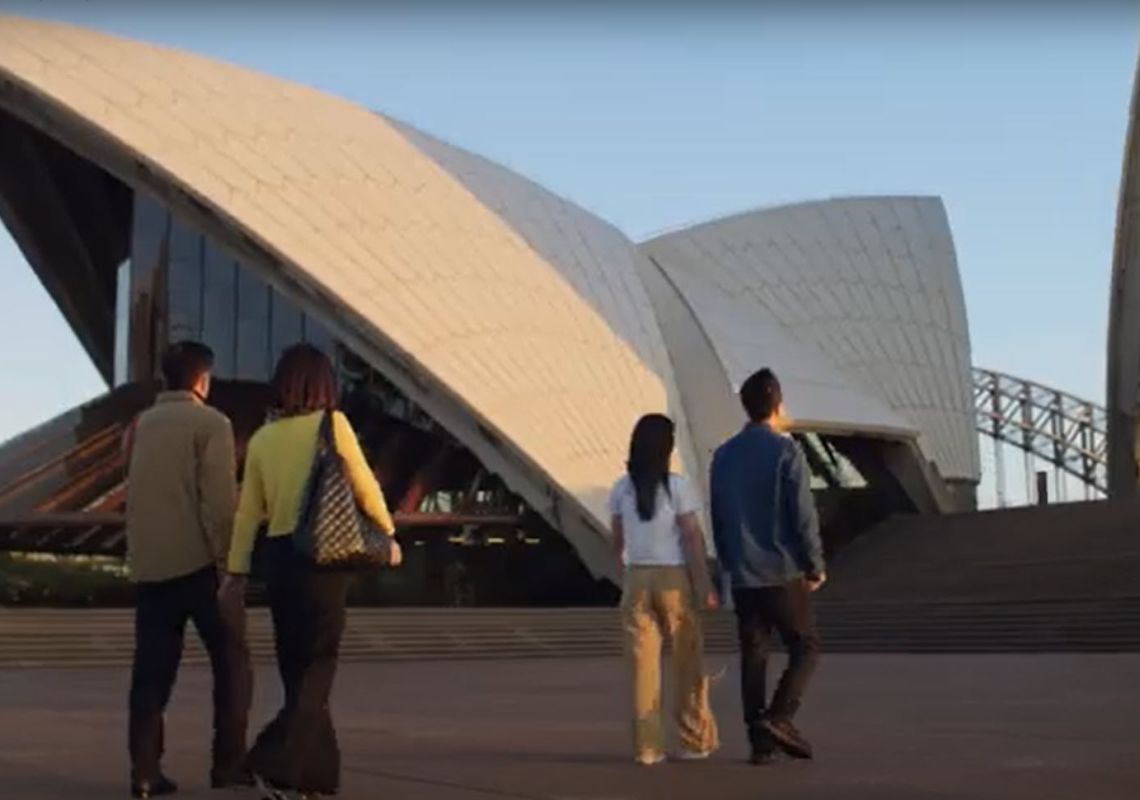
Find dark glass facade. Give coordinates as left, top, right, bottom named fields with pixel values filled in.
left=117, top=191, right=335, bottom=385
left=167, top=219, right=203, bottom=344
left=113, top=259, right=131, bottom=387
left=123, top=195, right=169, bottom=385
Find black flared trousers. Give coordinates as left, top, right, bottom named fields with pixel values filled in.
left=249, top=538, right=350, bottom=794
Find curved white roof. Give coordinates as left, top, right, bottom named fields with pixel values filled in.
left=0, top=15, right=698, bottom=576
left=635, top=243, right=918, bottom=484
left=386, top=116, right=703, bottom=499
left=1107, top=51, right=1140, bottom=496
left=641, top=197, right=980, bottom=482
left=0, top=16, right=982, bottom=572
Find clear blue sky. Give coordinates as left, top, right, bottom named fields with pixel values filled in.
left=1, top=3, right=1137, bottom=504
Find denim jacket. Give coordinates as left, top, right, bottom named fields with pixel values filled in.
left=710, top=424, right=824, bottom=589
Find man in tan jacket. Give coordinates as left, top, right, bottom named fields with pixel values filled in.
left=125, top=341, right=251, bottom=798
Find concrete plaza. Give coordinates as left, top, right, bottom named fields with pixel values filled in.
left=1, top=654, right=1137, bottom=799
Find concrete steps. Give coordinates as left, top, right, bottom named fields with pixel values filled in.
left=825, top=499, right=1140, bottom=604
left=4, top=500, right=1138, bottom=666
left=3, top=595, right=1139, bottom=668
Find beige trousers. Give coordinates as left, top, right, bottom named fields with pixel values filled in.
left=621, top=565, right=719, bottom=756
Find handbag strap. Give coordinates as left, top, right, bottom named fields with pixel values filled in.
left=317, top=409, right=335, bottom=454
left=296, top=411, right=336, bottom=535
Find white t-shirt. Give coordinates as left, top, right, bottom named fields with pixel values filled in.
left=608, top=473, right=700, bottom=566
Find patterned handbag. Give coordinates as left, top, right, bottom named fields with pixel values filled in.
left=292, top=411, right=394, bottom=569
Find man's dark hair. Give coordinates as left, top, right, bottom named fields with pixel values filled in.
left=160, top=341, right=215, bottom=392
left=739, top=368, right=783, bottom=422
left=271, top=343, right=339, bottom=417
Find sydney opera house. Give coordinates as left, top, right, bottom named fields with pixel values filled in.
left=0, top=17, right=981, bottom=603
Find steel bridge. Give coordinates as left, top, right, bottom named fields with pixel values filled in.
left=973, top=367, right=1106, bottom=505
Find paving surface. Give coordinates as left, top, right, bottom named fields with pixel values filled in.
left=1, top=654, right=1138, bottom=799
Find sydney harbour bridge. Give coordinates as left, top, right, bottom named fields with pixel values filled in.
left=972, top=368, right=1106, bottom=505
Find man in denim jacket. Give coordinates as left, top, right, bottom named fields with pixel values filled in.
left=710, top=368, right=825, bottom=764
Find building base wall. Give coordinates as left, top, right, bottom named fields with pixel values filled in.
left=944, top=479, right=979, bottom=512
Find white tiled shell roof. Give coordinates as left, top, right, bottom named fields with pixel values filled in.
left=1107, top=52, right=1140, bottom=495
left=641, top=197, right=980, bottom=482
left=0, top=15, right=978, bottom=576
left=387, top=118, right=702, bottom=486
left=0, top=15, right=697, bottom=573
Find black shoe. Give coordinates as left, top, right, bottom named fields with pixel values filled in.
left=211, top=766, right=255, bottom=789
left=130, top=774, right=178, bottom=798
left=251, top=769, right=334, bottom=799
left=749, top=747, right=782, bottom=766
left=749, top=728, right=781, bottom=765
left=252, top=772, right=299, bottom=800
left=762, top=717, right=813, bottom=760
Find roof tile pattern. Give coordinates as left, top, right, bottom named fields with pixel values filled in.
left=643, top=250, right=915, bottom=438
left=0, top=16, right=687, bottom=544
left=642, top=197, right=979, bottom=482
left=392, top=120, right=700, bottom=479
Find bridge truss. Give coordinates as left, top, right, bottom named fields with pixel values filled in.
left=973, top=368, right=1106, bottom=505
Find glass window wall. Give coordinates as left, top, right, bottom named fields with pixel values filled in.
left=236, top=265, right=271, bottom=379
left=269, top=290, right=304, bottom=368
left=126, top=194, right=169, bottom=382
left=118, top=190, right=351, bottom=386
left=167, top=218, right=203, bottom=343
left=200, top=241, right=238, bottom=378
left=113, top=258, right=131, bottom=387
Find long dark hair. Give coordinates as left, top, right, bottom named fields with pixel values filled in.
left=627, top=414, right=675, bottom=522
left=270, top=344, right=338, bottom=418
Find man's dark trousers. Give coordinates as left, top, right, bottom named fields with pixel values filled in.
left=733, top=579, right=821, bottom=746
left=128, top=565, right=251, bottom=782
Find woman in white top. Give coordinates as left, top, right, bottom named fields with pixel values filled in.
left=610, top=413, right=719, bottom=765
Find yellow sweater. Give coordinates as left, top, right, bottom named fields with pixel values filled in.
left=228, top=410, right=395, bottom=574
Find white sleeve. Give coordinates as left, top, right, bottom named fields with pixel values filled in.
left=608, top=478, right=626, bottom=517
left=672, top=475, right=701, bottom=516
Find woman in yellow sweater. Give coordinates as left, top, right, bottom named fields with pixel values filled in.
left=220, top=343, right=397, bottom=798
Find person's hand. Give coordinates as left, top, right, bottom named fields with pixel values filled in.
left=218, top=573, right=248, bottom=606
left=806, top=572, right=827, bottom=592
left=388, top=538, right=403, bottom=567
left=701, top=590, right=720, bottom=611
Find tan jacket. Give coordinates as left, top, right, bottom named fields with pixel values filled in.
left=125, top=391, right=237, bottom=583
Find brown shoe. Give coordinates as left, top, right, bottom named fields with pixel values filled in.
left=762, top=718, right=813, bottom=760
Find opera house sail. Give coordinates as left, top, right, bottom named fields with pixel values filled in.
left=0, top=16, right=979, bottom=604
left=1108, top=51, right=1140, bottom=497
